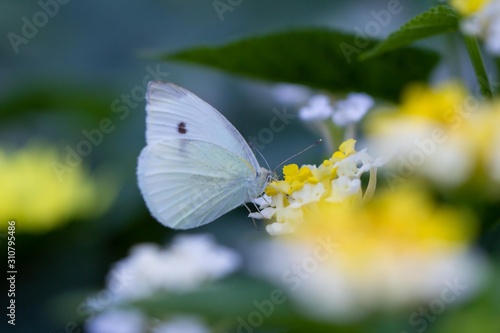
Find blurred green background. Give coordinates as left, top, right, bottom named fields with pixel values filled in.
left=0, top=1, right=443, bottom=332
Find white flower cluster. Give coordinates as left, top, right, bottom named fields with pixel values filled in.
left=298, top=94, right=334, bottom=121
left=298, top=93, right=374, bottom=126
left=87, top=310, right=209, bottom=333
left=106, top=234, right=240, bottom=302
left=86, top=234, right=240, bottom=333
left=271, top=83, right=311, bottom=105
left=332, top=93, right=374, bottom=126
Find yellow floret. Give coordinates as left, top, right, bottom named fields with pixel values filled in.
left=450, top=0, right=491, bottom=15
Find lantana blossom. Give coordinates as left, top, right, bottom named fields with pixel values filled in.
left=250, top=139, right=382, bottom=235
left=298, top=94, right=334, bottom=121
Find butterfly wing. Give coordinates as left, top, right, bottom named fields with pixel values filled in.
left=137, top=81, right=267, bottom=229
left=138, top=139, right=257, bottom=229
left=145, top=81, right=260, bottom=170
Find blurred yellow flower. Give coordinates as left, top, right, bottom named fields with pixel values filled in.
left=371, top=81, right=467, bottom=126
left=300, top=185, right=476, bottom=260
left=366, top=80, right=500, bottom=191
left=253, top=183, right=486, bottom=321
left=0, top=142, right=117, bottom=233
left=450, top=0, right=492, bottom=15
left=250, top=137, right=486, bottom=321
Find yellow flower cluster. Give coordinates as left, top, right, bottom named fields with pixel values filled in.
left=258, top=183, right=482, bottom=320
left=369, top=81, right=467, bottom=129
left=450, top=0, right=492, bottom=15
left=398, top=81, right=468, bottom=122
left=0, top=143, right=117, bottom=233
left=252, top=139, right=381, bottom=235
left=300, top=185, right=476, bottom=258
left=366, top=80, right=500, bottom=192
left=265, top=139, right=357, bottom=197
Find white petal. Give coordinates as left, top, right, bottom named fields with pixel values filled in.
left=328, top=177, right=361, bottom=202
left=299, top=95, right=333, bottom=121
left=265, top=221, right=296, bottom=236
left=86, top=309, right=146, bottom=333
left=332, top=93, right=374, bottom=126
left=152, top=316, right=209, bottom=333
left=252, top=194, right=272, bottom=208
left=485, top=18, right=500, bottom=54
left=288, top=183, right=326, bottom=207
left=248, top=212, right=264, bottom=219
left=272, top=84, right=311, bottom=105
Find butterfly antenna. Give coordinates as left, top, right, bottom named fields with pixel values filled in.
left=249, top=142, right=271, bottom=171
left=273, top=139, right=323, bottom=174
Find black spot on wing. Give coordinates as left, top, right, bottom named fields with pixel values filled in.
left=178, top=122, right=187, bottom=134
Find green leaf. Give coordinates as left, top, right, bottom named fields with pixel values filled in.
left=0, top=82, right=114, bottom=121
left=361, top=5, right=460, bottom=60
left=153, top=28, right=439, bottom=101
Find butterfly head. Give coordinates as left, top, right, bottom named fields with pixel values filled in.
left=248, top=167, right=271, bottom=200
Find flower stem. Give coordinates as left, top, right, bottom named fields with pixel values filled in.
left=463, top=34, right=492, bottom=99
left=495, top=56, right=500, bottom=95
left=316, top=122, right=334, bottom=155
left=344, top=123, right=356, bottom=141
left=361, top=167, right=377, bottom=204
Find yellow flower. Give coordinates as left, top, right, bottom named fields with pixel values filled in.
left=450, top=0, right=492, bottom=15
left=266, top=164, right=318, bottom=196
left=0, top=143, right=117, bottom=233
left=332, top=138, right=356, bottom=159
left=398, top=81, right=467, bottom=123
left=300, top=185, right=476, bottom=255
left=255, top=184, right=485, bottom=321
left=366, top=80, right=500, bottom=191
left=254, top=139, right=381, bottom=235
left=299, top=184, right=479, bottom=289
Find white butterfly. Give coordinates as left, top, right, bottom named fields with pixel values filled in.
left=137, top=81, right=270, bottom=229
